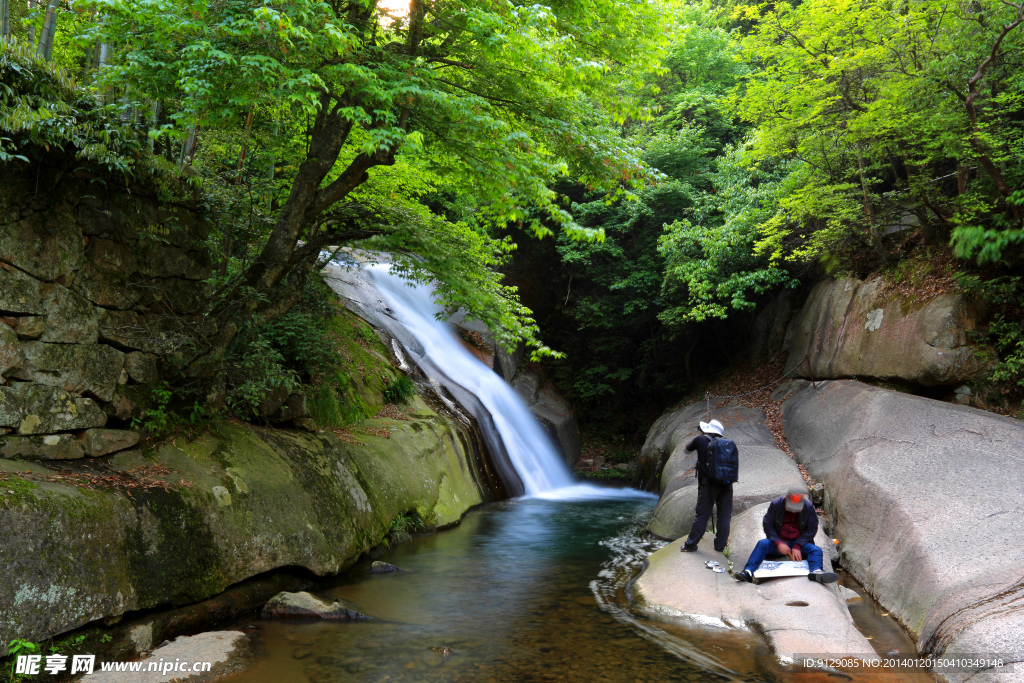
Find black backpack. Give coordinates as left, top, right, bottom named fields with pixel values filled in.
left=706, top=436, right=739, bottom=484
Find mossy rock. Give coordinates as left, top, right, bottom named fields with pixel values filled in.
left=0, top=404, right=493, bottom=646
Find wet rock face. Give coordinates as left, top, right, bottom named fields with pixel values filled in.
left=261, top=592, right=370, bottom=621
left=510, top=364, right=580, bottom=467
left=0, top=169, right=211, bottom=461
left=782, top=380, right=1024, bottom=668
left=784, top=277, right=987, bottom=386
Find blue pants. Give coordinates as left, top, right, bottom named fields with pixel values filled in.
left=743, top=538, right=824, bottom=574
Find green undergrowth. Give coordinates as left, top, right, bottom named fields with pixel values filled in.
left=307, top=308, right=405, bottom=428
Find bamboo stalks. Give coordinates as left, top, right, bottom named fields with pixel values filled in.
left=1, top=0, right=10, bottom=41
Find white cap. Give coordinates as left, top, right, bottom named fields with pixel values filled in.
left=699, top=419, right=724, bottom=436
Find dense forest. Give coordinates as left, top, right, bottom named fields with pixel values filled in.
left=2, top=0, right=1022, bottom=439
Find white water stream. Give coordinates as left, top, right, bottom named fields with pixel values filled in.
left=363, top=263, right=653, bottom=502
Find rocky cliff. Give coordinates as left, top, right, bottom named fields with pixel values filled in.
left=1, top=163, right=211, bottom=460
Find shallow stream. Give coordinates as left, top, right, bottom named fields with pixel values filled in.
left=220, top=495, right=930, bottom=683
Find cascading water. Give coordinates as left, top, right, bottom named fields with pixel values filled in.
left=325, top=255, right=652, bottom=501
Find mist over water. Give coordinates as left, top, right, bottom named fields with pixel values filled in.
left=363, top=263, right=653, bottom=502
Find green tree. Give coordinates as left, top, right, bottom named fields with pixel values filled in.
left=736, top=0, right=1024, bottom=266
left=76, top=0, right=673, bottom=362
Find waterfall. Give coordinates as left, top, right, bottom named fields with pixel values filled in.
left=324, top=256, right=651, bottom=501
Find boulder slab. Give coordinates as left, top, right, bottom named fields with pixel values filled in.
left=635, top=502, right=876, bottom=664
left=782, top=380, right=1024, bottom=674
left=80, top=428, right=140, bottom=457
left=87, top=631, right=249, bottom=683
left=0, top=433, right=85, bottom=460
left=0, top=398, right=493, bottom=646
left=784, top=277, right=986, bottom=386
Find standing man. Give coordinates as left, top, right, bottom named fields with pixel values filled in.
left=735, top=488, right=839, bottom=583
left=680, top=419, right=733, bottom=554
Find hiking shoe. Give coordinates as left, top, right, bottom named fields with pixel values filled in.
left=735, top=570, right=754, bottom=583
left=680, top=544, right=698, bottom=553
left=808, top=570, right=839, bottom=584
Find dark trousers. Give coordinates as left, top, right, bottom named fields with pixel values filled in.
left=683, top=476, right=733, bottom=552
left=742, top=538, right=824, bottom=574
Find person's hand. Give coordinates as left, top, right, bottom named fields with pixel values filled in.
left=776, top=542, right=790, bottom=557
left=791, top=546, right=802, bottom=562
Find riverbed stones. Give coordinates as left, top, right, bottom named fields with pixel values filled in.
left=87, top=631, right=250, bottom=683
left=369, top=561, right=402, bottom=573
left=634, top=502, right=877, bottom=665
left=262, top=592, right=370, bottom=621
left=781, top=380, right=1024, bottom=670
left=784, top=277, right=987, bottom=386
left=642, top=401, right=807, bottom=540
left=79, top=428, right=140, bottom=457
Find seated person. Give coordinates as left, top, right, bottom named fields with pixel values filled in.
left=735, top=488, right=839, bottom=584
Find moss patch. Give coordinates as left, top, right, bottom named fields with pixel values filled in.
left=309, top=309, right=400, bottom=428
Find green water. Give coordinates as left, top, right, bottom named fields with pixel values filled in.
left=221, top=496, right=926, bottom=683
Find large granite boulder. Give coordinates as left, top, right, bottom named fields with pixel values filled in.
left=510, top=364, right=580, bottom=466
left=782, top=380, right=1024, bottom=676
left=634, top=502, right=876, bottom=665
left=784, top=277, right=986, bottom=386
left=0, top=401, right=495, bottom=645
left=644, top=402, right=807, bottom=540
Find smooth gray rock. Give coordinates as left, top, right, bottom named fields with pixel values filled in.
left=645, top=401, right=807, bottom=540
left=784, top=277, right=986, bottom=386
left=87, top=631, right=249, bottom=683
left=635, top=503, right=875, bottom=664
left=261, top=591, right=370, bottom=621
left=510, top=365, right=580, bottom=466
left=782, top=380, right=1024, bottom=671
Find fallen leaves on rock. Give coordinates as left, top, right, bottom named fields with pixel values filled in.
left=374, top=403, right=410, bottom=421
left=329, top=428, right=364, bottom=445
left=14, top=464, right=191, bottom=493
left=364, top=426, right=392, bottom=439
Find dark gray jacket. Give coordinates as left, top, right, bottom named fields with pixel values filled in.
left=762, top=495, right=818, bottom=549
